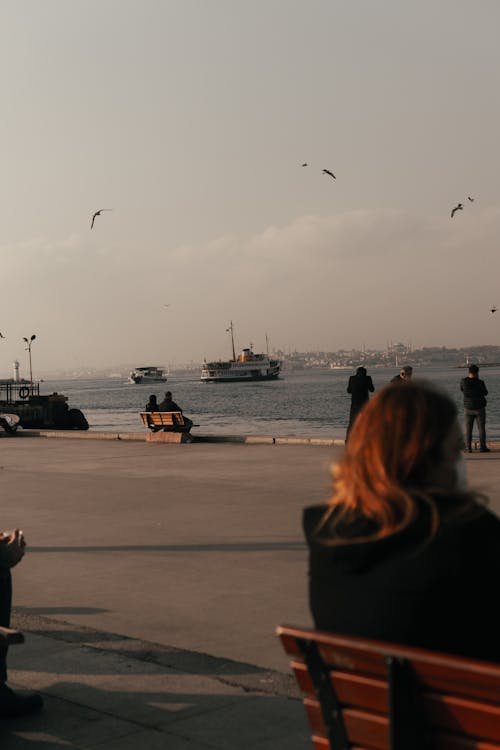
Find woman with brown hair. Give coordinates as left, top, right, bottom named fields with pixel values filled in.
left=304, top=380, right=500, bottom=662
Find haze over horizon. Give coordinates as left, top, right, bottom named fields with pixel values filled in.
left=2, top=1, right=500, bottom=374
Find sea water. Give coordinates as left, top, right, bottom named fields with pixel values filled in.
left=38, top=366, right=500, bottom=439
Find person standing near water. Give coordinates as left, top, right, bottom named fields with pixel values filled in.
left=346, top=366, right=374, bottom=440
left=390, top=365, right=413, bottom=384
left=460, top=364, right=489, bottom=453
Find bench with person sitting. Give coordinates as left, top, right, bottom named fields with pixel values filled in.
left=281, top=381, right=500, bottom=749
left=278, top=625, right=500, bottom=750
left=141, top=391, right=194, bottom=442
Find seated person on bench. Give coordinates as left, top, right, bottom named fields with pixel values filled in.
left=144, top=394, right=159, bottom=412
left=304, top=380, right=500, bottom=663
left=157, top=391, right=193, bottom=432
left=0, top=529, right=43, bottom=717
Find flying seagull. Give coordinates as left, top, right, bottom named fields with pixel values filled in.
left=0, top=332, right=4, bottom=339
left=468, top=196, right=475, bottom=202
left=322, top=169, right=336, bottom=180
left=91, top=209, right=113, bottom=229
left=491, top=307, right=497, bottom=314
left=451, top=203, right=463, bottom=218
left=301, top=163, right=308, bottom=167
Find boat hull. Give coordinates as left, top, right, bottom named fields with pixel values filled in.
left=128, top=376, right=167, bottom=384
left=201, top=372, right=280, bottom=383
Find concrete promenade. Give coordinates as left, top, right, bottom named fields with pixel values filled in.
left=1, top=434, right=500, bottom=748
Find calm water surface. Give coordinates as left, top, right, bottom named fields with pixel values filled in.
left=39, top=366, right=500, bottom=439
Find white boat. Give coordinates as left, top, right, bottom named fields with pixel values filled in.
left=128, top=366, right=167, bottom=384
left=201, top=322, right=281, bottom=383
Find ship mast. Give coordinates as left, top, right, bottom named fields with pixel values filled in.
left=226, top=321, right=236, bottom=361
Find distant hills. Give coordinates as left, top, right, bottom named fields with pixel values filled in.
left=277, top=345, right=500, bottom=370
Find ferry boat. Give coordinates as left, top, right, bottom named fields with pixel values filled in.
left=128, top=366, right=167, bottom=384
left=201, top=322, right=281, bottom=383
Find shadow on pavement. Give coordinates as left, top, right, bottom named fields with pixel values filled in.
left=0, top=682, right=309, bottom=750
left=15, top=607, right=109, bottom=616
left=28, top=542, right=305, bottom=553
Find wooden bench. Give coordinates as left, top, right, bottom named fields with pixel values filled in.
left=0, top=626, right=24, bottom=646
left=277, top=625, right=500, bottom=750
left=140, top=412, right=193, bottom=443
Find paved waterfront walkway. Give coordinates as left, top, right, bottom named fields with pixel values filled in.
left=5, top=612, right=306, bottom=749
left=1, top=436, right=499, bottom=748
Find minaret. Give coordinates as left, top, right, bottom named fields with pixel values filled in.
left=13, top=360, right=20, bottom=383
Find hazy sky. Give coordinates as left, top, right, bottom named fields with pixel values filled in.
left=2, top=1, right=500, bottom=373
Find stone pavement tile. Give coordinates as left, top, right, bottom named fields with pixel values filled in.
left=8, top=633, right=64, bottom=662
left=0, top=692, right=139, bottom=750
left=163, top=694, right=309, bottom=749
left=91, top=728, right=215, bottom=749
left=10, top=644, right=245, bottom=729
left=9, top=642, right=160, bottom=677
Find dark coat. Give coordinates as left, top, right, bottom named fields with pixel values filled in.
left=303, top=502, right=500, bottom=662
left=346, top=374, right=374, bottom=438
left=460, top=376, right=488, bottom=411
left=157, top=398, right=181, bottom=412
left=347, top=374, right=374, bottom=408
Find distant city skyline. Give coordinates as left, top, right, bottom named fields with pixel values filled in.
left=2, top=1, right=500, bottom=373
left=10, top=341, right=499, bottom=381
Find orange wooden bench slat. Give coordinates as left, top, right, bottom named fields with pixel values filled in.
left=304, top=693, right=500, bottom=746
left=294, top=660, right=500, bottom=740
left=278, top=626, right=500, bottom=750
left=305, top=699, right=390, bottom=749
left=280, top=629, right=500, bottom=703
left=140, top=411, right=188, bottom=432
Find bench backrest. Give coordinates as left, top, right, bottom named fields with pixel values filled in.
left=140, top=411, right=185, bottom=429
left=277, top=625, right=500, bottom=750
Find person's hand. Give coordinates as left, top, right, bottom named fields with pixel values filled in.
left=0, top=529, right=26, bottom=567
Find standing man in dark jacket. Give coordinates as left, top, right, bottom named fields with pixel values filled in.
left=460, top=364, right=489, bottom=452
left=346, top=366, right=374, bottom=439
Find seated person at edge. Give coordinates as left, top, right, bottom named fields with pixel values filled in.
left=145, top=394, right=159, bottom=412
left=0, top=529, right=43, bottom=716
left=303, top=380, right=500, bottom=663
left=157, top=391, right=193, bottom=431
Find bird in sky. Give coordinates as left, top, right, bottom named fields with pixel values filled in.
left=322, top=169, right=336, bottom=180
left=451, top=203, right=463, bottom=218
left=491, top=307, right=497, bottom=314
left=0, top=332, right=4, bottom=339
left=90, top=209, right=113, bottom=229
left=301, top=163, right=308, bottom=167
left=163, top=304, right=170, bottom=308
left=468, top=196, right=475, bottom=202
